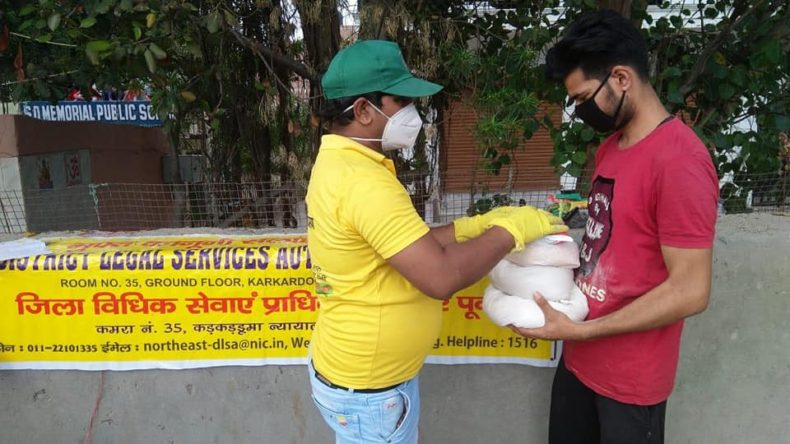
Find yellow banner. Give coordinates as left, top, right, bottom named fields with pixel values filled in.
left=0, top=235, right=558, bottom=370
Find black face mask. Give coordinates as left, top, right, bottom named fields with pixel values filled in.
left=574, top=72, right=626, bottom=133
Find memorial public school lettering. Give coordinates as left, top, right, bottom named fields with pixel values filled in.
left=0, top=235, right=556, bottom=370
left=21, top=101, right=162, bottom=127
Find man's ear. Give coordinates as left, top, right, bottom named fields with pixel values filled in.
left=611, top=65, right=634, bottom=92
left=352, top=98, right=376, bottom=125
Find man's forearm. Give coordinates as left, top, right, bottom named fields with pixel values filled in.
left=437, top=227, right=515, bottom=296
left=579, top=272, right=710, bottom=340
left=514, top=247, right=713, bottom=341
left=579, top=247, right=713, bottom=340
left=579, top=278, right=708, bottom=340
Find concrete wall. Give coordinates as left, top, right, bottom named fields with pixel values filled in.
left=0, top=214, right=787, bottom=443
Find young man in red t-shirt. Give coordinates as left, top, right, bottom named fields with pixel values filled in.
left=512, top=10, right=719, bottom=443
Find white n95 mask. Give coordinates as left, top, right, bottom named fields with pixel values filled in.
left=345, top=101, right=424, bottom=151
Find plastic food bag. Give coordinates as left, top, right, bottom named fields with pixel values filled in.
left=483, top=284, right=588, bottom=328
left=505, top=234, right=580, bottom=269
left=483, top=235, right=588, bottom=329
left=489, top=260, right=574, bottom=302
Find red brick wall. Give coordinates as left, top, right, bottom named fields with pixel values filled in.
left=440, top=98, right=561, bottom=192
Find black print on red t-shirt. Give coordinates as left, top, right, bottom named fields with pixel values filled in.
left=579, top=176, right=615, bottom=277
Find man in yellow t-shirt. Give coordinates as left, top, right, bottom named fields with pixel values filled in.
left=306, top=40, right=567, bottom=444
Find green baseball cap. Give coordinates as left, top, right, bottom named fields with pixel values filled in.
left=322, top=40, right=443, bottom=100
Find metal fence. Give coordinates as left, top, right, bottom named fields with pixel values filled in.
left=1, top=171, right=787, bottom=234
left=0, top=181, right=305, bottom=233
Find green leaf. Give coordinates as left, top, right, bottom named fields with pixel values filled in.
left=149, top=43, right=167, bottom=60
left=20, top=5, right=36, bottom=16
left=113, top=45, right=126, bottom=59
left=144, top=49, right=156, bottom=73
left=580, top=127, right=595, bottom=142
left=499, top=154, right=511, bottom=165
left=19, top=19, right=35, bottom=31
left=86, top=47, right=99, bottom=65
left=543, top=113, right=555, bottom=128
left=187, top=43, right=203, bottom=59
left=489, top=160, right=502, bottom=174
left=718, top=83, right=735, bottom=100
left=33, top=81, right=51, bottom=99
left=729, top=66, right=747, bottom=87
left=773, top=115, right=790, bottom=132
left=567, top=164, right=583, bottom=178
left=710, top=61, right=728, bottom=79
left=667, top=90, right=684, bottom=105
left=661, top=67, right=682, bottom=78
left=133, top=24, right=142, bottom=41
left=85, top=40, right=112, bottom=65
left=524, top=119, right=539, bottom=133
left=86, top=40, right=112, bottom=53
left=206, top=11, right=221, bottom=34
left=732, top=132, right=746, bottom=147
left=483, top=147, right=497, bottom=160
left=96, top=0, right=113, bottom=14
left=223, top=9, right=236, bottom=26
left=572, top=151, right=588, bottom=165
left=47, top=13, right=61, bottom=31
left=712, top=132, right=732, bottom=150
left=180, top=91, right=196, bottom=102
left=80, top=17, right=97, bottom=28
left=761, top=40, right=782, bottom=65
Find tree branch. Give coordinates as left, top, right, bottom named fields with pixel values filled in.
left=10, top=31, right=77, bottom=48
left=229, top=28, right=316, bottom=82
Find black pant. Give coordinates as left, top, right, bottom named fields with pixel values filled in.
left=549, top=358, right=666, bottom=444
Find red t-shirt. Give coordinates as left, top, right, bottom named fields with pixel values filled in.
left=566, top=118, right=718, bottom=405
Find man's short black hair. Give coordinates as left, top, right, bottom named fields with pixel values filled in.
left=545, top=10, right=650, bottom=82
left=317, top=93, right=414, bottom=128
left=317, top=92, right=385, bottom=127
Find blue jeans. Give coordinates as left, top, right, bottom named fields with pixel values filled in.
left=308, top=360, right=420, bottom=444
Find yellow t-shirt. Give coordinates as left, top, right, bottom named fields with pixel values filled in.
left=306, top=134, right=441, bottom=389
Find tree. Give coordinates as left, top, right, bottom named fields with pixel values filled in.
left=434, top=1, right=789, bottom=210
left=1, top=0, right=321, bottom=226
left=2, top=0, right=787, bottom=220
left=644, top=0, right=789, bottom=209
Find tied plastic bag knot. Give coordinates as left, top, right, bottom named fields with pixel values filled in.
left=505, top=234, right=580, bottom=269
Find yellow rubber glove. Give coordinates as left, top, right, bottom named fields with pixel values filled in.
left=485, top=206, right=569, bottom=251
left=452, top=206, right=516, bottom=242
